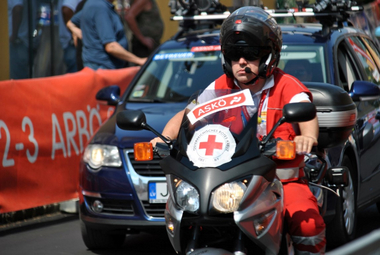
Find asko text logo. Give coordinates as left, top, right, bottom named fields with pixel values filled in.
left=187, top=89, right=254, bottom=124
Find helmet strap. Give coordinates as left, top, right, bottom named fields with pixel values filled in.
left=243, top=75, right=260, bottom=85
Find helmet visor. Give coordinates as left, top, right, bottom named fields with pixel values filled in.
left=224, top=46, right=270, bottom=61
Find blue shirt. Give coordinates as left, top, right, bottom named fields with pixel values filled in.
left=71, top=0, right=128, bottom=69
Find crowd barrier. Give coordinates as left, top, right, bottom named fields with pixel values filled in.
left=326, top=229, right=380, bottom=255
left=0, top=67, right=139, bottom=213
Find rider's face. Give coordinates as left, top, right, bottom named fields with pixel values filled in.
left=231, top=57, right=261, bottom=87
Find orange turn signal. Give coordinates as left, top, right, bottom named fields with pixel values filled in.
left=134, top=142, right=153, bottom=161
left=276, top=140, right=296, bottom=160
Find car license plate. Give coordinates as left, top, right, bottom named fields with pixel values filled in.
left=148, top=182, right=169, bottom=203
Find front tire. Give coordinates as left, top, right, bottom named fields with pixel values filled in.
left=376, top=201, right=380, bottom=214
left=80, top=221, right=126, bottom=250
left=326, top=156, right=357, bottom=248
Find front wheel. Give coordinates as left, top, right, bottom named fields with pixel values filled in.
left=376, top=201, right=380, bottom=214
left=80, top=221, right=126, bottom=250
left=326, top=156, right=357, bottom=248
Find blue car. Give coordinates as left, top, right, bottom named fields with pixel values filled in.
left=78, top=8, right=380, bottom=250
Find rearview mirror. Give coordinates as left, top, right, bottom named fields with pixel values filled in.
left=117, top=110, right=172, bottom=145
left=282, top=102, right=316, bottom=123
left=261, top=102, right=316, bottom=145
left=116, top=110, right=147, bottom=131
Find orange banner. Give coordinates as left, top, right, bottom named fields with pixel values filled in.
left=0, top=67, right=139, bottom=213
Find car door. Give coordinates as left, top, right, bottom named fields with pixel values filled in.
left=336, top=35, right=380, bottom=205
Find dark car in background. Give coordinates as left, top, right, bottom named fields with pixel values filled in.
left=78, top=5, right=380, bottom=250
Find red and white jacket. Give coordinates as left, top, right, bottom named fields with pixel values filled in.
left=212, top=68, right=313, bottom=182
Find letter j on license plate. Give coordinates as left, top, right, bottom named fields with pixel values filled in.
left=149, top=182, right=168, bottom=203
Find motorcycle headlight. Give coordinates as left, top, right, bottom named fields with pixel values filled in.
left=174, top=179, right=199, bottom=212
left=83, top=144, right=122, bottom=170
left=211, top=182, right=246, bottom=213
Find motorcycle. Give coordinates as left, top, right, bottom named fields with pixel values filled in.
left=116, top=89, right=348, bottom=255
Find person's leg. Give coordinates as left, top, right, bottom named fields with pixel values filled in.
left=10, top=41, right=29, bottom=79
left=283, top=182, right=326, bottom=254
left=63, top=42, right=78, bottom=73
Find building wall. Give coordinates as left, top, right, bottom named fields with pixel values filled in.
left=0, top=1, right=10, bottom=81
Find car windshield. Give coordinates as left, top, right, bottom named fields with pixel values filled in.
left=127, top=47, right=224, bottom=103
left=127, top=43, right=327, bottom=103
left=279, top=44, right=327, bottom=83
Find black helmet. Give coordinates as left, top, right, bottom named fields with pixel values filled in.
left=220, top=6, right=282, bottom=78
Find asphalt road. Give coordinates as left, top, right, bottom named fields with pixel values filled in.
left=0, top=205, right=379, bottom=255
left=0, top=212, right=175, bottom=255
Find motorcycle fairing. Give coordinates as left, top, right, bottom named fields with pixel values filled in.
left=161, top=89, right=284, bottom=254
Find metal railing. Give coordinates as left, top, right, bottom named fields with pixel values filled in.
left=326, top=229, right=380, bottom=255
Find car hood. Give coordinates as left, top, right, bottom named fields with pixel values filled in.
left=91, top=103, right=186, bottom=148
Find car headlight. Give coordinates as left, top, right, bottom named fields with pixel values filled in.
left=83, top=144, right=122, bottom=170
left=174, top=179, right=199, bottom=212
left=211, top=182, right=246, bottom=213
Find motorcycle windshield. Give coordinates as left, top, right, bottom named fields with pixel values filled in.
left=178, top=89, right=260, bottom=168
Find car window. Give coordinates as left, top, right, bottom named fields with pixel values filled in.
left=347, top=37, right=380, bottom=85
left=360, top=37, right=380, bottom=85
left=127, top=48, right=223, bottom=103
left=337, top=43, right=359, bottom=91
left=279, top=45, right=326, bottom=83
left=338, top=39, right=379, bottom=119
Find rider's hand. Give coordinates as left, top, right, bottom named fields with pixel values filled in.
left=150, top=137, right=165, bottom=147
left=293, top=135, right=318, bottom=155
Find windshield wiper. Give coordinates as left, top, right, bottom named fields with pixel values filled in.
left=129, top=98, right=167, bottom=103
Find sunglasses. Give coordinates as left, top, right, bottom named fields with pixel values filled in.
left=224, top=47, right=270, bottom=61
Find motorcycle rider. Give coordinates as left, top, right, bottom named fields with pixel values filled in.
left=151, top=6, right=325, bottom=254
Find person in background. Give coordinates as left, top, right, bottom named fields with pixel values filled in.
left=8, top=0, right=39, bottom=79
left=124, top=0, right=164, bottom=59
left=59, top=0, right=82, bottom=73
left=66, top=0, right=146, bottom=70
left=283, top=59, right=314, bottom=82
left=72, top=0, right=86, bottom=71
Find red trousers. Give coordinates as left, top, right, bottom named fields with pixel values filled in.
left=283, top=182, right=326, bottom=254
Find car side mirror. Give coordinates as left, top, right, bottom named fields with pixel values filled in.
left=349, top=81, right=380, bottom=102
left=96, top=85, right=121, bottom=106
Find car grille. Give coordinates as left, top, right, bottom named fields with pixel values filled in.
left=127, top=152, right=165, bottom=177
left=142, top=202, right=166, bottom=217
left=123, top=150, right=166, bottom=218
left=84, top=196, right=134, bottom=216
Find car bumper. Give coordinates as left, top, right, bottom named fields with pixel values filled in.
left=79, top=157, right=166, bottom=230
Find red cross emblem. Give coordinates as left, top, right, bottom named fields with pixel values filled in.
left=199, top=135, right=223, bottom=156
